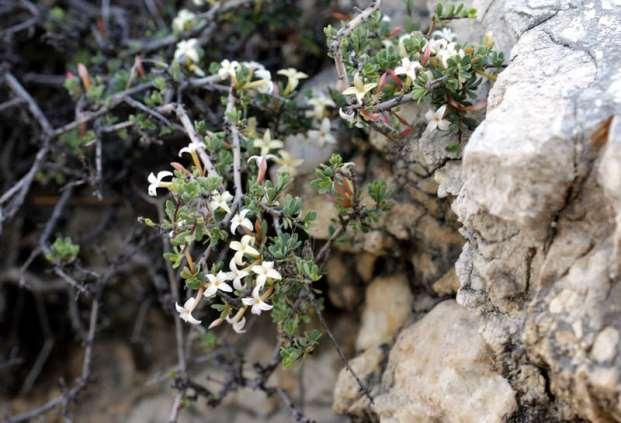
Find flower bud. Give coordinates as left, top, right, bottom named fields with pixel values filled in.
left=483, top=31, right=495, bottom=49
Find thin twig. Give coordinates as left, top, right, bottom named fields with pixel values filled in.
left=5, top=72, right=53, bottom=137
left=5, top=299, right=99, bottom=423
left=175, top=104, right=218, bottom=177
left=306, top=286, right=374, bottom=406
left=329, top=1, right=382, bottom=90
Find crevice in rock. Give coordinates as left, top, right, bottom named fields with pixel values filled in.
left=518, top=7, right=561, bottom=38
left=542, top=30, right=598, bottom=72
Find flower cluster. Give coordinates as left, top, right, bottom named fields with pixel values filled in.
left=326, top=2, right=504, bottom=142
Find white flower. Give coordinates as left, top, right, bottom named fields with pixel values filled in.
left=342, top=72, right=377, bottom=104
left=432, top=27, right=456, bottom=41
left=382, top=15, right=392, bottom=22
left=175, top=297, right=201, bottom=325
left=227, top=259, right=250, bottom=290
left=174, top=39, right=202, bottom=64
left=229, top=234, right=260, bottom=266
left=251, top=261, right=282, bottom=290
left=277, top=68, right=308, bottom=95
left=426, top=38, right=448, bottom=54
left=204, top=271, right=233, bottom=297
left=306, top=95, right=336, bottom=120
left=339, top=107, right=356, bottom=124
left=231, top=209, right=253, bottom=234
left=209, top=190, right=233, bottom=213
left=483, top=31, right=495, bottom=49
left=394, top=57, right=422, bottom=81
left=178, top=142, right=202, bottom=157
left=425, top=105, right=451, bottom=131
left=147, top=171, right=173, bottom=196
left=245, top=61, right=265, bottom=71
left=218, top=59, right=239, bottom=81
left=274, top=150, right=304, bottom=177
left=226, top=315, right=246, bottom=333
left=242, top=289, right=273, bottom=315
left=307, top=117, right=336, bottom=146
left=382, top=39, right=395, bottom=49
left=172, top=9, right=197, bottom=34
left=248, top=154, right=278, bottom=167
left=246, top=76, right=273, bottom=94
left=398, top=33, right=413, bottom=57
left=253, top=129, right=283, bottom=157
left=436, top=42, right=464, bottom=67
left=242, top=63, right=273, bottom=94
left=254, top=68, right=271, bottom=81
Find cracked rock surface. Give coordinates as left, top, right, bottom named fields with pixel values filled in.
left=453, top=0, right=621, bottom=420
left=331, top=0, right=621, bottom=421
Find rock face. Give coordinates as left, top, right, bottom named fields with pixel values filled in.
left=333, top=0, right=621, bottom=421
left=374, top=300, right=517, bottom=423
left=452, top=0, right=621, bottom=420
left=356, top=274, right=414, bottom=351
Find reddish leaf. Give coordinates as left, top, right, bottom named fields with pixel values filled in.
left=134, top=56, right=145, bottom=78
left=331, top=11, right=351, bottom=20
left=170, top=162, right=191, bottom=176
left=389, top=26, right=402, bottom=38
left=422, top=45, right=431, bottom=66
left=398, top=127, right=413, bottom=138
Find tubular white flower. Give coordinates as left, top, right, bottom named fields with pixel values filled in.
left=226, top=315, right=246, bottom=333
left=251, top=261, right=282, bottom=290
left=395, top=57, right=422, bottom=81
left=147, top=171, right=173, bottom=196
left=273, top=150, right=304, bottom=177
left=178, top=141, right=202, bottom=157
left=425, top=105, right=451, bottom=131
left=226, top=259, right=250, bottom=290
left=218, top=59, right=240, bottom=81
left=175, top=297, right=201, bottom=325
left=339, top=107, right=356, bottom=124
left=253, top=129, right=283, bottom=157
left=242, top=290, right=273, bottom=315
left=231, top=209, right=253, bottom=234
left=209, top=190, right=233, bottom=213
left=342, top=72, right=376, bottom=104
left=254, top=68, right=271, bottom=81
left=306, top=95, right=336, bottom=120
left=398, top=33, right=413, bottom=57
left=248, top=154, right=277, bottom=167
left=307, top=117, right=336, bottom=146
left=204, top=271, right=233, bottom=297
left=277, top=68, right=308, bottom=94
left=432, top=27, right=456, bottom=41
left=229, top=234, right=260, bottom=266
left=174, top=39, right=202, bottom=64
left=172, top=9, right=197, bottom=34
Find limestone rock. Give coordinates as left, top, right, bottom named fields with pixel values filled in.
left=356, top=274, right=413, bottom=351
left=431, top=268, right=460, bottom=296
left=355, top=251, right=378, bottom=283
left=326, top=254, right=362, bottom=310
left=303, top=194, right=338, bottom=240
left=374, top=300, right=517, bottom=423
left=452, top=0, right=621, bottom=419
left=332, top=346, right=386, bottom=416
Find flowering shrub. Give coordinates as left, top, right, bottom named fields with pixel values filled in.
left=145, top=51, right=391, bottom=366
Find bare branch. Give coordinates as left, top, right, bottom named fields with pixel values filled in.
left=329, top=0, right=382, bottom=91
